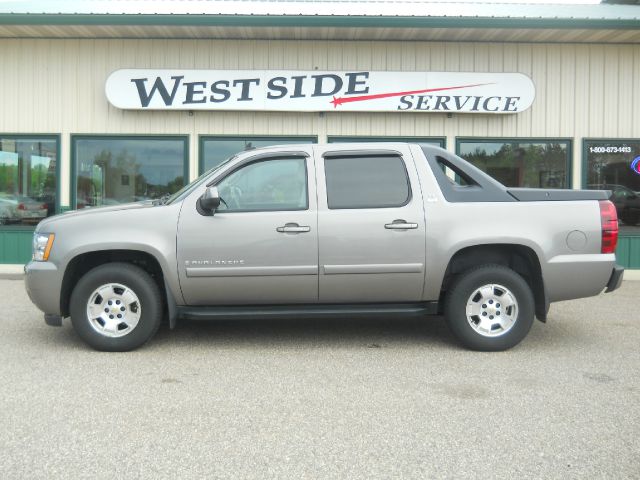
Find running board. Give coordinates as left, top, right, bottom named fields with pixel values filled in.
left=176, top=302, right=439, bottom=321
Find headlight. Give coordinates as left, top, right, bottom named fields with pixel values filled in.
left=32, top=233, right=55, bottom=262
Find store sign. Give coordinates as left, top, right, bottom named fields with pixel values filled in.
left=105, top=69, right=535, bottom=114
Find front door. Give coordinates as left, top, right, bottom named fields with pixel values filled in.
left=315, top=145, right=426, bottom=303
left=177, top=151, right=318, bottom=305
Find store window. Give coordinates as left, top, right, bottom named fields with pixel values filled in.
left=0, top=135, right=58, bottom=227
left=73, top=136, right=187, bottom=209
left=585, top=140, right=640, bottom=235
left=200, top=136, right=317, bottom=173
left=456, top=139, right=571, bottom=189
left=328, top=136, right=446, bottom=148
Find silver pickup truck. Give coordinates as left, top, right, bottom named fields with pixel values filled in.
left=24, top=143, right=623, bottom=352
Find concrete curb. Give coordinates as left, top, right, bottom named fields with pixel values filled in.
left=622, top=270, right=640, bottom=281
left=0, top=265, right=25, bottom=280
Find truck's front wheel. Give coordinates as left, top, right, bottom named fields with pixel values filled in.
left=445, top=265, right=534, bottom=351
left=70, top=263, right=163, bottom=351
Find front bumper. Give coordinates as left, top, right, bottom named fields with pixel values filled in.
left=605, top=265, right=624, bottom=293
left=24, top=261, right=63, bottom=316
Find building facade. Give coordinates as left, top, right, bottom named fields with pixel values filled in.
left=1, top=1, right=639, bottom=270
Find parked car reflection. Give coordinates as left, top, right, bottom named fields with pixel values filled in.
left=16, top=196, right=49, bottom=224
left=0, top=194, right=48, bottom=225
left=589, top=184, right=640, bottom=226
left=0, top=195, right=19, bottom=225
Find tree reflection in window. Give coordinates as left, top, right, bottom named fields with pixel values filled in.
left=74, top=137, right=186, bottom=209
left=458, top=140, right=570, bottom=189
left=0, top=136, right=57, bottom=227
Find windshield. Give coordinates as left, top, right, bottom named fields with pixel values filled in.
left=164, top=155, right=237, bottom=205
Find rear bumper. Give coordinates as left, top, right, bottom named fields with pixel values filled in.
left=605, top=265, right=624, bottom=293
left=544, top=253, right=617, bottom=302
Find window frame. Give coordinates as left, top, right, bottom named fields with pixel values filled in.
left=455, top=137, right=573, bottom=189
left=323, top=154, right=412, bottom=210
left=198, top=135, right=318, bottom=175
left=328, top=136, right=446, bottom=148
left=0, top=133, right=61, bottom=230
left=70, top=134, right=189, bottom=209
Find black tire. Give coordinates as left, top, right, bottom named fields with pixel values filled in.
left=70, top=262, right=163, bottom=351
left=444, top=264, right=535, bottom=351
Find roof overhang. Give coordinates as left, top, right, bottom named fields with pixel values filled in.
left=1, top=2, right=639, bottom=44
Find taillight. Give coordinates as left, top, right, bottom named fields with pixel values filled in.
left=599, top=200, right=618, bottom=254
left=17, top=203, right=25, bottom=210
left=41, top=204, right=48, bottom=210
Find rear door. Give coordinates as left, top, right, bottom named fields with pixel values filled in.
left=315, top=145, right=426, bottom=303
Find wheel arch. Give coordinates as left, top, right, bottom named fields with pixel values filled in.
left=441, top=243, right=548, bottom=322
left=60, top=249, right=175, bottom=323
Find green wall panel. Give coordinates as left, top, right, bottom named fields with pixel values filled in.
left=616, top=236, right=640, bottom=269
left=0, top=230, right=33, bottom=264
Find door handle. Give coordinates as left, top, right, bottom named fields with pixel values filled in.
left=277, top=223, right=311, bottom=233
left=385, top=219, right=418, bottom=230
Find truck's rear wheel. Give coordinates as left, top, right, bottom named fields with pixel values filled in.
left=70, top=262, right=162, bottom=351
left=444, top=264, right=534, bottom=351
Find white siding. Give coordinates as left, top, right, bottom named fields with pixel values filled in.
left=0, top=38, right=639, bottom=205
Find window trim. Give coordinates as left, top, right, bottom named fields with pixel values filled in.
left=328, top=136, right=446, bottom=149
left=212, top=156, right=310, bottom=213
left=0, top=133, right=61, bottom=231
left=324, top=154, right=412, bottom=210
left=323, top=149, right=404, bottom=158
left=70, top=134, right=189, bottom=209
left=198, top=135, right=318, bottom=175
left=455, top=137, right=573, bottom=189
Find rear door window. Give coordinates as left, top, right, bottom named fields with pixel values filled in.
left=324, top=155, right=411, bottom=209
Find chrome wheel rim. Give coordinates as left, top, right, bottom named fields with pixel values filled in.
left=465, top=283, right=518, bottom=337
left=86, top=283, right=142, bottom=338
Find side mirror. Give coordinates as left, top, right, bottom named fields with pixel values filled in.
left=197, top=186, right=221, bottom=216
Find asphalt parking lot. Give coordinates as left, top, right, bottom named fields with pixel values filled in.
left=0, top=279, right=638, bottom=479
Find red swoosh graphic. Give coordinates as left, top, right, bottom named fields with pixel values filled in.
left=331, top=82, right=495, bottom=108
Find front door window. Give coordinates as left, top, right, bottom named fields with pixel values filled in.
left=216, top=158, right=308, bottom=212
